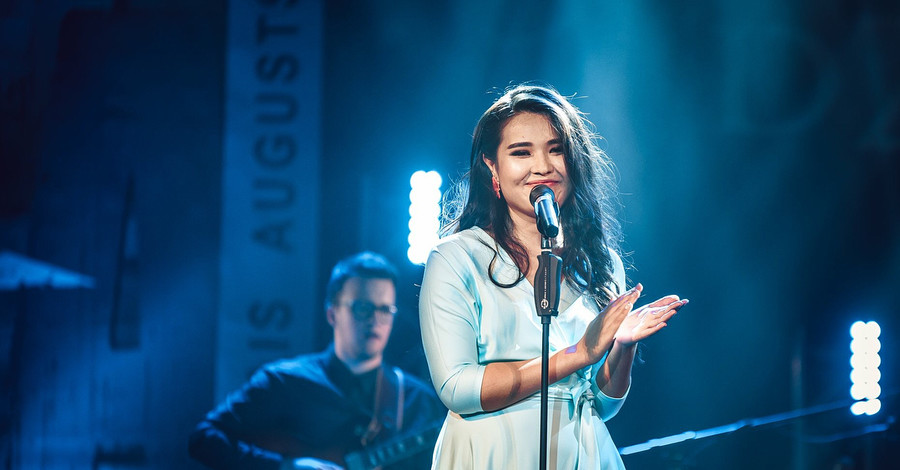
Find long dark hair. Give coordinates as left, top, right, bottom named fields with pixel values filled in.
left=442, top=83, right=623, bottom=306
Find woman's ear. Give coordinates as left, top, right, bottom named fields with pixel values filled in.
left=482, top=153, right=497, bottom=178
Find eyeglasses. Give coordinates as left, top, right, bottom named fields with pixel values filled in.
left=337, top=300, right=398, bottom=323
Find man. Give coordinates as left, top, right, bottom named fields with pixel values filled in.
left=189, top=252, right=445, bottom=470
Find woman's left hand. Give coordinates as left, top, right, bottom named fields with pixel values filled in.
left=614, top=295, right=688, bottom=346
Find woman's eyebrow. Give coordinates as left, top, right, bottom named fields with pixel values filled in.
left=506, top=141, right=532, bottom=149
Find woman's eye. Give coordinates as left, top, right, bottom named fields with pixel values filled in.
left=511, top=150, right=530, bottom=157
left=550, top=147, right=563, bottom=154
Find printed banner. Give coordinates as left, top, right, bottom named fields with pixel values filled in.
left=217, top=0, right=322, bottom=401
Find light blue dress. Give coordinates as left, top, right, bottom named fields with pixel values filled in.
left=419, top=226, right=629, bottom=469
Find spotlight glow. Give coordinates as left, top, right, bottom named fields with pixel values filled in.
left=850, top=320, right=882, bottom=415
left=850, top=398, right=882, bottom=416
left=850, top=383, right=866, bottom=401
left=408, top=170, right=443, bottom=264
left=867, top=321, right=881, bottom=338
left=865, top=398, right=882, bottom=415
left=850, top=321, right=867, bottom=338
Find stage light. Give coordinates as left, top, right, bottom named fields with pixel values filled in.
left=850, top=398, right=881, bottom=416
left=867, top=320, right=881, bottom=338
left=849, top=320, right=881, bottom=415
left=850, top=320, right=867, bottom=338
left=850, top=352, right=881, bottom=369
left=408, top=170, right=443, bottom=264
left=866, top=398, right=881, bottom=415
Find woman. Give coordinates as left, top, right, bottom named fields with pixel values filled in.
left=419, top=84, right=687, bottom=469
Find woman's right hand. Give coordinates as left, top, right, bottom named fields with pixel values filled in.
left=579, top=283, right=643, bottom=362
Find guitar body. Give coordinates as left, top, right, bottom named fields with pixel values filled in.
left=248, top=420, right=443, bottom=470
left=247, top=432, right=349, bottom=467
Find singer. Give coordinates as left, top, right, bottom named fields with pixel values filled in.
left=419, top=84, right=688, bottom=469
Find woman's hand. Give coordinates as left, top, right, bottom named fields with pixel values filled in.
left=614, top=295, right=688, bottom=346
left=579, top=284, right=644, bottom=363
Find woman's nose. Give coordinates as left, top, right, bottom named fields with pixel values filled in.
left=532, top=151, right=553, bottom=174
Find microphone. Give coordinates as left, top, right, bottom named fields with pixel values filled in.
left=529, top=184, right=559, bottom=238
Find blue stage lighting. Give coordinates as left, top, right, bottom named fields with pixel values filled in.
left=849, top=320, right=881, bottom=415
left=408, top=170, right=443, bottom=264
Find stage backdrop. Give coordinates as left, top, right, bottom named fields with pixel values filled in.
left=217, top=0, right=323, bottom=401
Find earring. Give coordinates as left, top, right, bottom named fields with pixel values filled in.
left=491, top=176, right=502, bottom=199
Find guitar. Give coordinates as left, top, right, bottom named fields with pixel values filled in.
left=251, top=419, right=444, bottom=470
left=342, top=419, right=443, bottom=470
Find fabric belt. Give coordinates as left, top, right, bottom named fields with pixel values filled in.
left=544, top=372, right=597, bottom=468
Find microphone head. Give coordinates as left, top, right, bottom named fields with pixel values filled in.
left=529, top=184, right=554, bottom=205
left=529, top=184, right=559, bottom=238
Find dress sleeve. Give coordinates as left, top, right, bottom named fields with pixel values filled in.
left=188, top=369, right=285, bottom=470
left=419, top=248, right=486, bottom=415
left=592, top=385, right=629, bottom=422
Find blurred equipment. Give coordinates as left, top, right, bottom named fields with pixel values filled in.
left=0, top=250, right=95, bottom=291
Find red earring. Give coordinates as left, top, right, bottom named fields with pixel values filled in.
left=491, top=176, right=501, bottom=199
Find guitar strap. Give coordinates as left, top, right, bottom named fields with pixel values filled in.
left=394, top=368, right=405, bottom=431
left=359, top=367, right=406, bottom=447
left=360, top=368, right=383, bottom=446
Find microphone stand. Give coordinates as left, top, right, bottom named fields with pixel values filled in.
left=534, top=235, right=561, bottom=470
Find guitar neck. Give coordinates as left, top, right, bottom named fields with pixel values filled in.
left=343, top=420, right=443, bottom=470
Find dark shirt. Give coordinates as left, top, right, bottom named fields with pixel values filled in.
left=189, top=346, right=446, bottom=470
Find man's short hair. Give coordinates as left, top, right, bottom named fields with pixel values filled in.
left=325, top=252, right=398, bottom=309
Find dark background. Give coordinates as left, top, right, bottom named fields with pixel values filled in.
left=1, top=1, right=898, bottom=468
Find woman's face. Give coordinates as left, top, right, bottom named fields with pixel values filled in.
left=484, top=111, right=570, bottom=226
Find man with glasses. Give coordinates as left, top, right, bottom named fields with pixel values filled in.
left=189, top=252, right=445, bottom=470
